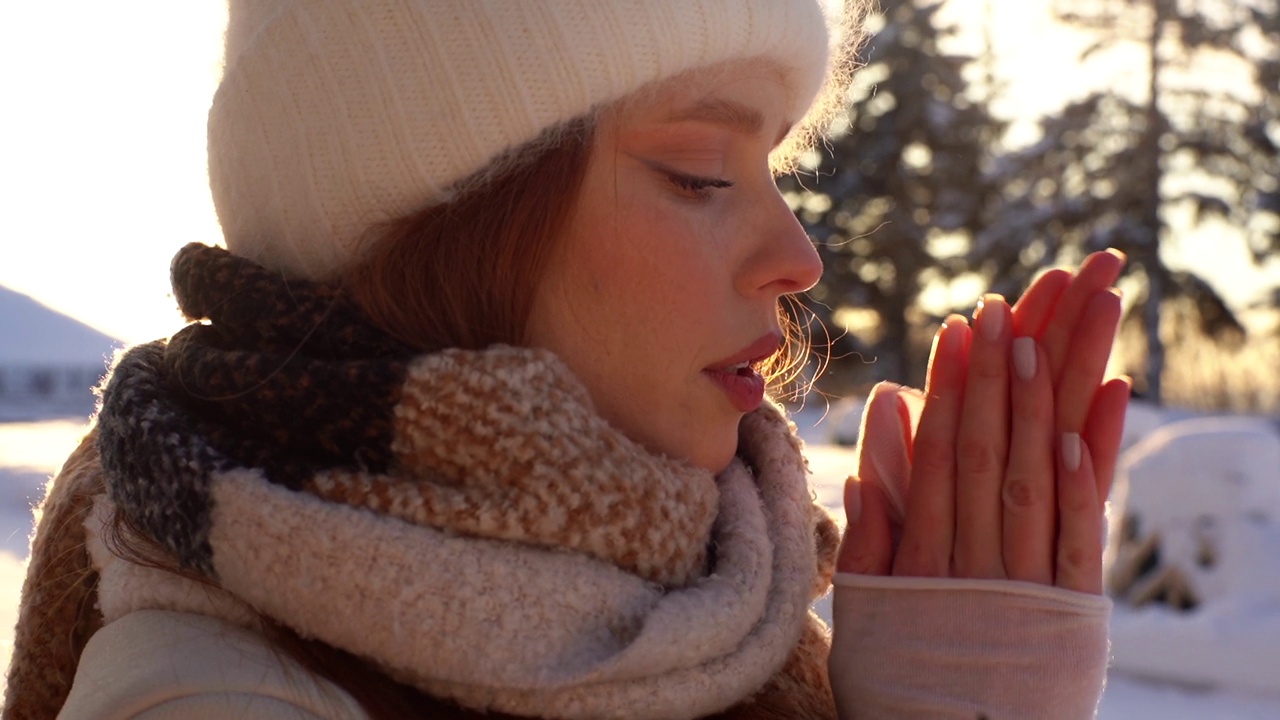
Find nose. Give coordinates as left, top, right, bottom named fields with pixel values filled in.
left=736, top=188, right=823, bottom=298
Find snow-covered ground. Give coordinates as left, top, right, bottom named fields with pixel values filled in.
left=2, top=410, right=1279, bottom=717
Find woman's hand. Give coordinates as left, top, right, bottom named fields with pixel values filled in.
left=838, top=250, right=1131, bottom=594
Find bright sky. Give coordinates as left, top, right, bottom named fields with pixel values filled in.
left=1, top=0, right=1275, bottom=345
left=0, top=2, right=227, bottom=345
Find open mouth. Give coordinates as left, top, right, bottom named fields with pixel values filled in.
left=703, top=363, right=767, bottom=413
left=703, top=333, right=781, bottom=413
left=722, top=360, right=762, bottom=376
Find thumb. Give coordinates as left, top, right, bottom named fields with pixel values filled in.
left=855, top=382, right=918, bottom=525
left=837, top=476, right=893, bottom=575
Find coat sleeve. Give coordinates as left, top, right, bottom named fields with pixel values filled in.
left=828, top=573, right=1111, bottom=719
left=57, top=610, right=369, bottom=720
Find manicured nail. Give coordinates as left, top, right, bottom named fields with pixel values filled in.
left=1062, top=433, right=1082, bottom=473
left=1013, top=337, right=1036, bottom=380
left=845, top=476, right=863, bottom=524
left=935, top=315, right=967, bottom=354
left=976, top=294, right=1005, bottom=342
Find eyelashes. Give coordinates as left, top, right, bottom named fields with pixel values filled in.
left=634, top=156, right=735, bottom=202
left=664, top=170, right=734, bottom=201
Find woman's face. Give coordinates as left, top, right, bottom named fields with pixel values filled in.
left=526, top=64, right=822, bottom=473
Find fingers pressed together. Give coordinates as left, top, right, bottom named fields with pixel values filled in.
left=840, top=249, right=1132, bottom=595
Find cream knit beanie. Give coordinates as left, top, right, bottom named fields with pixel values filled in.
left=208, top=0, right=846, bottom=280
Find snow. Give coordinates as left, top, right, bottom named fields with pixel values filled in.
left=1, top=406, right=1278, bottom=715
left=1111, top=418, right=1280, bottom=607
left=0, top=287, right=120, bottom=366
left=1106, top=417, right=1280, bottom=697
left=0, top=286, right=120, bottom=422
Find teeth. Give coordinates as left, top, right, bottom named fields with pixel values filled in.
left=728, top=362, right=750, bottom=372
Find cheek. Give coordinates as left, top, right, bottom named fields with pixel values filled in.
left=526, top=184, right=740, bottom=470
left=609, top=196, right=726, bottom=300
left=538, top=201, right=711, bottom=389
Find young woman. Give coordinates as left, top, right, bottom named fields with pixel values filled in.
left=5, top=1, right=1126, bottom=718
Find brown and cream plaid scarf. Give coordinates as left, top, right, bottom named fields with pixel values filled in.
left=6, top=243, right=839, bottom=719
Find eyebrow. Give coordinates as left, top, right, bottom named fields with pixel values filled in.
left=663, top=97, right=798, bottom=145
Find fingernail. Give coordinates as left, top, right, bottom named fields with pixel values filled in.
left=1062, top=433, right=1082, bottom=473
left=977, top=294, right=1005, bottom=342
left=845, top=476, right=863, bottom=523
left=1013, top=337, right=1036, bottom=380
left=933, top=315, right=967, bottom=357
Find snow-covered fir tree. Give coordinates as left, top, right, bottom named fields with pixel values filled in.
left=781, top=0, right=1006, bottom=388
left=976, top=0, right=1280, bottom=403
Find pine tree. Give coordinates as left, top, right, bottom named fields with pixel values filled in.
left=980, top=0, right=1279, bottom=402
left=782, top=0, right=1006, bottom=388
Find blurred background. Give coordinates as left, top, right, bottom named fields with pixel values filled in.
left=1, top=1, right=1279, bottom=716
left=781, top=0, right=1280, bottom=411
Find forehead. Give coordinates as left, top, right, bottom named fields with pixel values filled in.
left=608, top=59, right=795, bottom=132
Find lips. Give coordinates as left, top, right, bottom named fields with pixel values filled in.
left=707, top=333, right=784, bottom=372
left=703, top=332, right=782, bottom=413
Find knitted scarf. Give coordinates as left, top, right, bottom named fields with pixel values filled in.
left=5, top=243, right=839, bottom=720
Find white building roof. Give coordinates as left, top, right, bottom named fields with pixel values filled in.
left=0, top=286, right=121, bottom=366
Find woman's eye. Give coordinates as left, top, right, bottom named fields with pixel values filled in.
left=665, top=170, right=734, bottom=201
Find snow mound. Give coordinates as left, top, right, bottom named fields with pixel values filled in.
left=1106, top=416, right=1280, bottom=695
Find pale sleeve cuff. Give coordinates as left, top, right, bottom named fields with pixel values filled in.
left=829, top=572, right=1111, bottom=720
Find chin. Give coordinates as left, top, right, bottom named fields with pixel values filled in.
left=686, top=426, right=742, bottom=474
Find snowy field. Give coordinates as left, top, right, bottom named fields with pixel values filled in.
left=2, top=411, right=1279, bottom=717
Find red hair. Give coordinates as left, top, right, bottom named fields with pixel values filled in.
left=344, top=120, right=595, bottom=352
